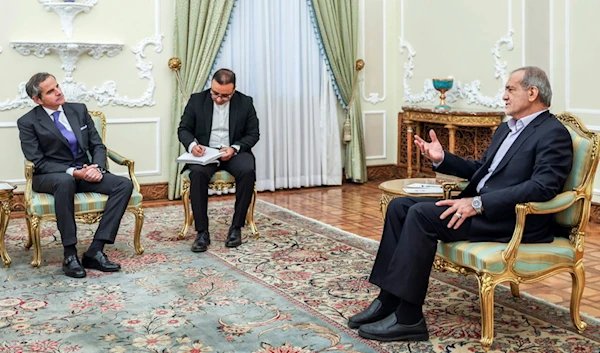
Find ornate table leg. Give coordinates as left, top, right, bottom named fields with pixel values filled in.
left=0, top=188, right=14, bottom=267
left=379, top=192, right=393, bottom=221
left=445, top=124, right=457, bottom=153
left=405, top=119, right=414, bottom=178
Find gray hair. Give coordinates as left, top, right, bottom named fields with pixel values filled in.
left=25, top=72, right=55, bottom=99
left=511, top=66, right=552, bottom=107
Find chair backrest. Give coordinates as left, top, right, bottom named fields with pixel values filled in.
left=554, top=112, right=600, bottom=228
left=89, top=110, right=107, bottom=143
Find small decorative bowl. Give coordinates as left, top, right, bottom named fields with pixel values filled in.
left=432, top=78, right=454, bottom=109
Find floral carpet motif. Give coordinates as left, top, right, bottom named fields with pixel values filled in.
left=1, top=200, right=600, bottom=353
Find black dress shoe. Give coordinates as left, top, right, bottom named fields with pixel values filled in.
left=358, top=313, right=429, bottom=342
left=191, top=230, right=210, bottom=252
left=82, top=251, right=121, bottom=272
left=225, top=227, right=242, bottom=248
left=347, top=299, right=396, bottom=329
left=62, top=255, right=86, bottom=278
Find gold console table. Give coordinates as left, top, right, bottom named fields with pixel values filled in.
left=0, top=182, right=16, bottom=267
left=401, top=106, right=504, bottom=178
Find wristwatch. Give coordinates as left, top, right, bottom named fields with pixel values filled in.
left=472, top=196, right=483, bottom=215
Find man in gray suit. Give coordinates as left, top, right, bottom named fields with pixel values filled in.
left=18, top=72, right=133, bottom=278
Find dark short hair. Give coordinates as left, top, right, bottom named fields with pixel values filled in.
left=25, top=72, right=55, bottom=99
left=511, top=66, right=552, bottom=107
left=212, top=68, right=236, bottom=86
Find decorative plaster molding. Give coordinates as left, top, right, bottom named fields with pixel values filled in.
left=2, top=37, right=164, bottom=109
left=38, top=0, right=98, bottom=39
left=398, top=0, right=513, bottom=109
left=11, top=41, right=123, bottom=79
left=0, top=46, right=3, bottom=53
left=93, top=35, right=164, bottom=107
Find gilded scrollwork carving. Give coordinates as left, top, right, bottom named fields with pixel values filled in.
left=76, top=212, right=103, bottom=224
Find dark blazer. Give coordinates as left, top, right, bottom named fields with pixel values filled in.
left=18, top=103, right=107, bottom=175
left=435, top=110, right=573, bottom=243
left=177, top=90, right=260, bottom=153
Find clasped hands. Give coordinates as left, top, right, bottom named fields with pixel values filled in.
left=191, top=144, right=236, bottom=161
left=73, top=164, right=103, bottom=182
left=415, top=129, right=475, bottom=229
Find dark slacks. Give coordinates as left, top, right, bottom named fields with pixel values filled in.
left=188, top=152, right=256, bottom=231
left=32, top=172, right=134, bottom=247
left=369, top=196, right=473, bottom=305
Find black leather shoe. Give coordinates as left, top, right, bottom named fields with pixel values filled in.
left=82, top=251, right=121, bottom=272
left=348, top=299, right=396, bottom=329
left=225, top=227, right=242, bottom=248
left=191, top=230, right=210, bottom=252
left=358, top=313, right=429, bottom=342
left=63, top=255, right=86, bottom=278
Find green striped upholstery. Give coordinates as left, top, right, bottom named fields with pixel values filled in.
left=555, top=127, right=592, bottom=226
left=437, top=238, right=575, bottom=275
left=28, top=189, right=143, bottom=216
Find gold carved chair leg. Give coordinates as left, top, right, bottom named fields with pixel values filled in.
left=571, top=262, right=587, bottom=332
left=26, top=215, right=43, bottom=267
left=131, top=207, right=145, bottom=254
left=178, top=180, right=192, bottom=240
left=509, top=283, right=520, bottom=297
left=246, top=186, right=259, bottom=238
left=478, top=274, right=497, bottom=350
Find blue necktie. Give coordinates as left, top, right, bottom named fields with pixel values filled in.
left=52, top=111, right=79, bottom=158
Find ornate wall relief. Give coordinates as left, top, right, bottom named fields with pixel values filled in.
left=399, top=0, right=514, bottom=109
left=0, top=0, right=163, bottom=111
left=38, top=0, right=98, bottom=39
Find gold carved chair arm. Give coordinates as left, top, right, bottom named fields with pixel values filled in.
left=107, top=149, right=140, bottom=192
left=441, top=181, right=468, bottom=200
left=24, top=160, right=35, bottom=202
left=503, top=190, right=578, bottom=269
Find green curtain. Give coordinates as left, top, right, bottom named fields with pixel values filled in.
left=168, top=0, right=235, bottom=199
left=311, top=0, right=367, bottom=183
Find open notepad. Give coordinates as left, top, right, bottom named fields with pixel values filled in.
left=402, top=183, right=443, bottom=194
left=176, top=147, right=226, bottom=166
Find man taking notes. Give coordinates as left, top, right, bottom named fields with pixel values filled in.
left=178, top=69, right=260, bottom=252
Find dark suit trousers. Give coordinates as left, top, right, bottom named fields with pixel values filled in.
left=369, top=196, right=473, bottom=305
left=32, top=172, right=134, bottom=247
left=188, top=152, right=256, bottom=231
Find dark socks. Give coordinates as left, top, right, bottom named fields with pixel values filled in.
left=85, top=240, right=106, bottom=256
left=376, top=289, right=402, bottom=308
left=64, top=245, right=77, bottom=258
left=394, top=299, right=424, bottom=324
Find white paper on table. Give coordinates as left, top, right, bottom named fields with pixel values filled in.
left=0, top=183, right=14, bottom=190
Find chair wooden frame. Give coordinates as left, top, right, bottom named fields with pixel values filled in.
left=23, top=111, right=144, bottom=267
left=178, top=172, right=259, bottom=240
left=433, top=112, right=600, bottom=350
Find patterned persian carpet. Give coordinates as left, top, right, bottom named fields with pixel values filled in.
left=1, top=200, right=600, bottom=353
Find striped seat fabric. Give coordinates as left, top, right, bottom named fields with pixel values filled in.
left=28, top=190, right=143, bottom=216
left=437, top=238, right=575, bottom=275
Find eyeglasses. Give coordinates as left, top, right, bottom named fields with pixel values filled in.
left=210, top=89, right=234, bottom=100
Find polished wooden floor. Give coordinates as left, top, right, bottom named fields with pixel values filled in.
left=154, top=181, right=600, bottom=319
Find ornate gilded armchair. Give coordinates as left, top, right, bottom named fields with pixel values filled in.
left=23, top=111, right=144, bottom=267
left=434, top=112, right=599, bottom=350
left=178, top=170, right=259, bottom=239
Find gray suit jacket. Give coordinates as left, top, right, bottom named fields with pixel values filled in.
left=18, top=103, right=107, bottom=175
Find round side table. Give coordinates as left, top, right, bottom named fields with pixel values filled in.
left=0, top=182, right=17, bottom=267
left=378, top=178, right=442, bottom=220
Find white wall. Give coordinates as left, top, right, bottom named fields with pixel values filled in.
left=360, top=0, right=600, bottom=201
left=0, top=0, right=174, bottom=189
